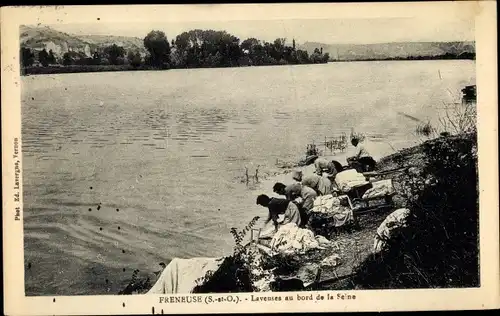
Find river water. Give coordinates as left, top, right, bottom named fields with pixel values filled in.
left=21, top=60, right=475, bottom=295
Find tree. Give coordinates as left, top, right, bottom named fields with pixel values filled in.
left=20, top=47, right=35, bottom=67
left=310, top=47, right=324, bottom=63
left=127, top=50, right=142, bottom=68
left=48, top=49, right=57, bottom=64
left=173, top=29, right=241, bottom=68
left=62, top=52, right=74, bottom=66
left=273, top=38, right=286, bottom=50
left=143, top=30, right=171, bottom=68
left=92, top=51, right=101, bottom=65
left=296, top=50, right=309, bottom=64
left=241, top=38, right=260, bottom=53
left=38, top=49, right=49, bottom=67
left=104, top=44, right=126, bottom=65
left=322, top=52, right=330, bottom=63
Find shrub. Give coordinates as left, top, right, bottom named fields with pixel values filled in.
left=191, top=216, right=261, bottom=293
left=415, top=121, right=436, bottom=139
left=353, top=132, right=479, bottom=289
left=437, top=101, right=477, bottom=135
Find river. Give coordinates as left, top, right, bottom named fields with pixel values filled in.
left=21, top=60, right=475, bottom=295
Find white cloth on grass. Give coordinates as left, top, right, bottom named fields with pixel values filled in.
left=373, top=208, right=411, bottom=254
left=147, top=257, right=221, bottom=294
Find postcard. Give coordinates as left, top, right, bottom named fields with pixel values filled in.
left=2, top=2, right=499, bottom=315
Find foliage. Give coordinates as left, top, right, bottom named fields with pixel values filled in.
left=38, top=49, right=49, bottom=67
left=260, top=252, right=302, bottom=275
left=415, top=121, right=436, bottom=139
left=21, top=28, right=332, bottom=72
left=20, top=47, right=35, bottom=67
left=104, top=44, right=126, bottom=65
left=62, top=52, right=74, bottom=66
left=92, top=51, right=102, bottom=64
left=48, top=49, right=57, bottom=64
left=143, top=30, right=171, bottom=69
left=174, top=29, right=241, bottom=68
left=353, top=133, right=479, bottom=289
left=127, top=51, right=142, bottom=68
left=191, top=216, right=261, bottom=293
left=415, top=97, right=476, bottom=142
left=168, top=30, right=329, bottom=69
left=118, top=269, right=152, bottom=294
left=230, top=216, right=261, bottom=255
left=241, top=38, right=260, bottom=53
left=437, top=101, right=477, bottom=135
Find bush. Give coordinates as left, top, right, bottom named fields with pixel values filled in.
left=353, top=133, right=479, bottom=289
left=191, top=216, right=261, bottom=293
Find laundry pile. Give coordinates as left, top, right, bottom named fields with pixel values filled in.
left=269, top=223, right=333, bottom=254
left=310, top=194, right=354, bottom=228
left=311, top=194, right=344, bottom=214
left=373, top=208, right=411, bottom=254
left=335, top=169, right=370, bottom=193
left=362, top=179, right=395, bottom=200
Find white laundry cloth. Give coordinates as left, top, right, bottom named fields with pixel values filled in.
left=147, top=257, right=221, bottom=294
left=269, top=223, right=323, bottom=254
left=335, top=169, right=369, bottom=192
left=373, top=208, right=411, bottom=253
left=362, top=179, right=395, bottom=199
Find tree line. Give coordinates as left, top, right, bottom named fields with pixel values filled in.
left=20, top=45, right=142, bottom=68
left=20, top=29, right=330, bottom=70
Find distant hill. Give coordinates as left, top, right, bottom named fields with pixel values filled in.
left=20, top=25, right=94, bottom=53
left=297, top=41, right=476, bottom=61
left=20, top=25, right=475, bottom=62
left=78, top=34, right=145, bottom=54
left=20, top=25, right=146, bottom=57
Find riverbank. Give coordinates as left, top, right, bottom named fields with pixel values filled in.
left=21, top=56, right=474, bottom=76
left=22, top=65, right=153, bottom=75
left=119, top=131, right=478, bottom=293
left=21, top=60, right=329, bottom=76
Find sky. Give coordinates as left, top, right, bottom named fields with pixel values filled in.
left=48, top=16, right=475, bottom=45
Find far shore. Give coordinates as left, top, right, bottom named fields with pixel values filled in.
left=21, top=56, right=475, bottom=76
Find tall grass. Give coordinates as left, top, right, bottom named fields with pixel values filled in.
left=416, top=100, right=477, bottom=140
